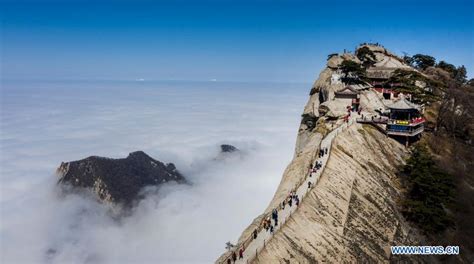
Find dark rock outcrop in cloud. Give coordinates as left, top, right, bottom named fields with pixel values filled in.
left=220, top=144, right=239, bottom=153
left=56, top=151, right=185, bottom=206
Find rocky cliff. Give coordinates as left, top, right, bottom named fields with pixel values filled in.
left=220, top=144, right=239, bottom=153
left=57, top=151, right=185, bottom=206
left=219, top=44, right=431, bottom=263
left=253, top=124, right=429, bottom=263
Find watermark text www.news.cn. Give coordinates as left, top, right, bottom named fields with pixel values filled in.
left=391, top=246, right=459, bottom=255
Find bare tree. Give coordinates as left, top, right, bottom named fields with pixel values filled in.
left=436, top=81, right=474, bottom=142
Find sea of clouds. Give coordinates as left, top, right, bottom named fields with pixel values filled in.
left=0, top=80, right=308, bottom=263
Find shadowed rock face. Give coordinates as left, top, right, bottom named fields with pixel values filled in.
left=56, top=151, right=185, bottom=206
left=220, top=144, right=238, bottom=153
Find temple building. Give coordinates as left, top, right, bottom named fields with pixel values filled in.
left=365, top=57, right=414, bottom=100
left=386, top=98, right=425, bottom=137
left=366, top=56, right=411, bottom=81
left=334, top=86, right=360, bottom=111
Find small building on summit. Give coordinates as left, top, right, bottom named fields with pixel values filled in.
left=366, top=56, right=411, bottom=81
left=366, top=56, right=414, bottom=100
left=386, top=98, right=425, bottom=137
left=373, top=86, right=412, bottom=100
left=334, top=86, right=360, bottom=111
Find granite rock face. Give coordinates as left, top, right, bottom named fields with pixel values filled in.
left=253, top=125, right=428, bottom=263
left=218, top=44, right=429, bottom=263
left=56, top=151, right=185, bottom=206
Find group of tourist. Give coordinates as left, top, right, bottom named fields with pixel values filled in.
left=227, top=247, right=244, bottom=264
left=410, top=117, right=425, bottom=124
left=286, top=190, right=300, bottom=208
left=318, top=147, right=328, bottom=158
left=309, top=161, right=320, bottom=176
left=223, top=109, right=362, bottom=263
left=345, top=105, right=366, bottom=122
left=309, top=148, right=326, bottom=178
left=271, top=209, right=279, bottom=227
left=225, top=146, right=329, bottom=263
left=250, top=190, right=299, bottom=237
left=262, top=212, right=277, bottom=233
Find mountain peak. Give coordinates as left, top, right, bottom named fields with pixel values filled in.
left=57, top=151, right=186, bottom=206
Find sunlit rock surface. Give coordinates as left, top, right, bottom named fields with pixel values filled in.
left=218, top=44, right=431, bottom=263
left=253, top=125, right=428, bottom=263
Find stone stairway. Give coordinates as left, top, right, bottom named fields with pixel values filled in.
left=219, top=115, right=358, bottom=264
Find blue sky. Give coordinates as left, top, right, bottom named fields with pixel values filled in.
left=1, top=0, right=473, bottom=82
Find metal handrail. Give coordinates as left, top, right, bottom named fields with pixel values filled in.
left=386, top=126, right=424, bottom=136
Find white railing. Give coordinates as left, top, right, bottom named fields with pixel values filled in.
left=386, top=126, right=424, bottom=136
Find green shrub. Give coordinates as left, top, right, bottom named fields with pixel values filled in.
left=387, top=69, right=442, bottom=103
left=401, top=144, right=455, bottom=233
left=301, top=113, right=317, bottom=131
left=412, top=54, right=436, bottom=69
left=340, top=60, right=365, bottom=77
left=355, top=46, right=376, bottom=67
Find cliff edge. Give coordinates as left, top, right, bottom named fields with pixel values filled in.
left=253, top=124, right=428, bottom=263
left=218, top=44, right=432, bottom=263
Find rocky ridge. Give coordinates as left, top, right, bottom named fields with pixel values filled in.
left=220, top=144, right=239, bottom=153
left=218, top=44, right=430, bottom=263
left=57, top=151, right=185, bottom=206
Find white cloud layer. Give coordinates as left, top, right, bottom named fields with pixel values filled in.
left=0, top=80, right=308, bottom=263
